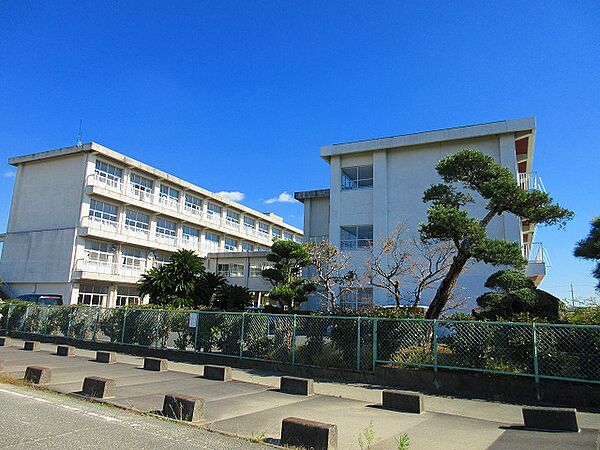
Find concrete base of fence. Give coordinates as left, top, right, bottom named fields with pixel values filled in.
left=382, top=390, right=424, bottom=414
left=95, top=351, right=116, bottom=364
left=162, top=394, right=204, bottom=422
left=24, top=366, right=51, bottom=384
left=23, top=341, right=40, bottom=351
left=281, top=417, right=338, bottom=450
left=144, top=357, right=168, bottom=371
left=82, top=376, right=116, bottom=398
left=280, top=376, right=314, bottom=396
left=56, top=345, right=75, bottom=357
left=522, top=406, right=579, bottom=432
left=0, top=337, right=11, bottom=346
left=203, top=365, right=232, bottom=381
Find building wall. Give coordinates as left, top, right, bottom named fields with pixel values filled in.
left=308, top=132, right=523, bottom=309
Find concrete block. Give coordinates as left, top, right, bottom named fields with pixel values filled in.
left=23, top=341, right=40, bottom=351
left=203, top=365, right=232, bottom=381
left=522, top=406, right=579, bottom=432
left=56, top=345, right=75, bottom=357
left=280, top=376, right=314, bottom=396
left=0, top=337, right=12, bottom=346
left=144, top=357, right=168, bottom=372
left=382, top=390, right=424, bottom=414
left=24, top=366, right=51, bottom=384
left=95, top=351, right=116, bottom=364
left=162, top=394, right=204, bottom=422
left=281, top=416, right=338, bottom=450
left=82, top=376, right=116, bottom=398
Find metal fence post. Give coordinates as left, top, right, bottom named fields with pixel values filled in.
left=193, top=312, right=200, bottom=352
left=155, top=310, right=162, bottom=349
left=532, top=322, right=540, bottom=384
left=239, top=312, right=246, bottom=358
left=356, top=317, right=362, bottom=371
left=6, top=304, right=14, bottom=333
left=92, top=307, right=101, bottom=341
left=291, top=314, right=297, bottom=366
left=372, top=318, right=378, bottom=373
left=43, top=306, right=50, bottom=335
left=121, top=309, right=128, bottom=344
left=22, top=306, right=29, bottom=332
left=433, top=319, right=438, bottom=372
left=66, top=308, right=73, bottom=339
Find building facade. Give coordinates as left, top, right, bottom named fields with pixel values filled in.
left=0, top=142, right=302, bottom=307
left=295, top=118, right=549, bottom=310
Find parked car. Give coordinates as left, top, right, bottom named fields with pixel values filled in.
left=16, top=294, right=63, bottom=306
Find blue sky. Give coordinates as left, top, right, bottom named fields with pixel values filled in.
left=0, top=1, right=599, bottom=300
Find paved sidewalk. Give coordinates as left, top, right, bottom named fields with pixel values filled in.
left=1, top=339, right=598, bottom=449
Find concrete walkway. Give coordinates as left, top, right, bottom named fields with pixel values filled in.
left=1, top=339, right=598, bottom=449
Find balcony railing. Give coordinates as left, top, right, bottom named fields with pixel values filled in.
left=518, top=172, right=546, bottom=193
left=522, top=242, right=551, bottom=267
left=75, top=259, right=146, bottom=279
left=86, top=174, right=291, bottom=244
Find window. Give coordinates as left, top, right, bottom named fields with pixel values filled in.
left=250, top=263, right=269, bottom=277
left=340, top=225, right=373, bottom=249
left=205, top=232, right=220, bottom=252
left=124, top=209, right=150, bottom=235
left=217, top=263, right=244, bottom=277
left=116, top=286, right=140, bottom=307
left=283, top=231, right=292, bottom=241
left=85, top=240, right=115, bottom=264
left=224, top=237, right=238, bottom=251
left=182, top=225, right=200, bottom=247
left=121, top=247, right=146, bottom=276
left=340, top=288, right=373, bottom=310
left=207, top=203, right=222, bottom=216
left=153, top=252, right=171, bottom=267
left=241, top=242, right=254, bottom=252
left=243, top=216, right=256, bottom=229
left=156, top=218, right=177, bottom=244
left=294, top=236, right=303, bottom=243
left=89, top=199, right=118, bottom=225
left=272, top=227, right=282, bottom=240
left=226, top=210, right=240, bottom=223
left=341, top=165, right=373, bottom=190
left=184, top=193, right=202, bottom=215
left=159, top=184, right=179, bottom=208
left=95, top=160, right=122, bottom=187
left=78, top=285, right=108, bottom=307
left=258, top=222, right=269, bottom=236
left=130, top=173, right=154, bottom=201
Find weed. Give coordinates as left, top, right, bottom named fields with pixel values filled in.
left=395, top=433, right=410, bottom=450
left=358, top=420, right=376, bottom=450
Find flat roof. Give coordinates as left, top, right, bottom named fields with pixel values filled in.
left=8, top=143, right=303, bottom=235
left=320, top=117, right=535, bottom=160
left=294, top=189, right=330, bottom=203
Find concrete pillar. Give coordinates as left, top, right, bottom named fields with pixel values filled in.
left=372, top=150, right=389, bottom=306
left=499, top=134, right=521, bottom=243
left=328, top=156, right=341, bottom=248
left=107, top=285, right=118, bottom=308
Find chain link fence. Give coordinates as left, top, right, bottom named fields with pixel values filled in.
left=1, top=304, right=598, bottom=384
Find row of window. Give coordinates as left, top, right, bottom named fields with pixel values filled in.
left=89, top=199, right=272, bottom=252
left=95, top=160, right=300, bottom=241
left=216, top=262, right=271, bottom=278
left=77, top=284, right=141, bottom=307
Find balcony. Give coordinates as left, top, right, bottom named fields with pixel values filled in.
left=73, top=259, right=146, bottom=281
left=518, top=172, right=546, bottom=193
left=86, top=173, right=284, bottom=245
left=522, top=242, right=550, bottom=286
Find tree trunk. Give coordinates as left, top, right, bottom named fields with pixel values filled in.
left=425, top=251, right=470, bottom=319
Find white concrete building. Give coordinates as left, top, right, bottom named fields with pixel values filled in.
left=295, top=118, right=549, bottom=310
left=0, top=143, right=302, bottom=307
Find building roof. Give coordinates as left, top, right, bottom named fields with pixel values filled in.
left=294, top=189, right=330, bottom=203
left=320, top=117, right=536, bottom=160
left=8, top=142, right=303, bottom=234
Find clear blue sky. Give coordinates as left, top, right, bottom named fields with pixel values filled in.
left=0, top=1, right=598, bottom=300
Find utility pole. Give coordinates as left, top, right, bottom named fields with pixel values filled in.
left=570, top=283, right=575, bottom=308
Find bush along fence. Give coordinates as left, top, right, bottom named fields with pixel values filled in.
left=1, top=303, right=599, bottom=385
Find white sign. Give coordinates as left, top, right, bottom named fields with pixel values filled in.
left=188, top=312, right=199, bottom=328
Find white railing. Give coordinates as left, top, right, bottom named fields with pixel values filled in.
left=158, top=194, right=180, bottom=211
left=518, top=172, right=546, bottom=193
left=522, top=242, right=551, bottom=268
left=75, top=259, right=146, bottom=279
left=154, top=232, right=178, bottom=247
left=225, top=218, right=241, bottom=231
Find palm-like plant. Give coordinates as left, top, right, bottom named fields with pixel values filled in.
left=195, top=271, right=227, bottom=307
left=214, top=285, right=254, bottom=311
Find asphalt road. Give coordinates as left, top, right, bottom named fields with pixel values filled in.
left=0, top=383, right=266, bottom=450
